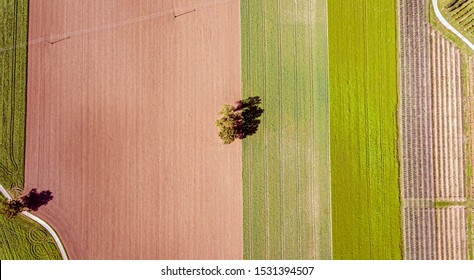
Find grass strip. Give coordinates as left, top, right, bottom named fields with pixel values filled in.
left=241, top=0, right=331, bottom=259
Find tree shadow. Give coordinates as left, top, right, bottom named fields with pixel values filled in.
left=21, top=189, right=54, bottom=212
left=235, top=96, right=264, bottom=139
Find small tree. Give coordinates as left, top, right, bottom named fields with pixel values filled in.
left=216, top=104, right=242, bottom=144
left=0, top=188, right=54, bottom=219
left=1, top=199, right=25, bottom=218
left=216, top=96, right=264, bottom=144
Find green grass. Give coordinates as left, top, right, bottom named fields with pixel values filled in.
left=327, top=0, right=402, bottom=259
left=461, top=55, right=474, bottom=258
left=433, top=200, right=474, bottom=207
left=466, top=55, right=474, bottom=260
left=0, top=0, right=28, bottom=191
left=0, top=0, right=62, bottom=260
left=0, top=197, right=62, bottom=260
left=241, top=0, right=331, bottom=259
left=468, top=210, right=473, bottom=260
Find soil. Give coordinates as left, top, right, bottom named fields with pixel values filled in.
left=25, top=0, right=242, bottom=259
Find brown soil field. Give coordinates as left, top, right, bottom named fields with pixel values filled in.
left=24, top=0, right=242, bottom=259
left=431, top=30, right=465, bottom=202
left=435, top=207, right=468, bottom=260
left=399, top=0, right=469, bottom=259
left=399, top=0, right=437, bottom=260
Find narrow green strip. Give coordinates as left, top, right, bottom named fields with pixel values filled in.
left=241, top=0, right=331, bottom=259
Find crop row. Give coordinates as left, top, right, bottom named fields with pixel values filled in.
left=431, top=31, right=466, bottom=201
left=446, top=0, right=469, bottom=11
left=399, top=0, right=469, bottom=259
left=400, top=0, right=435, bottom=202
left=468, top=57, right=474, bottom=199
left=443, top=0, right=474, bottom=40
left=402, top=206, right=469, bottom=260
left=435, top=207, right=468, bottom=259
left=403, top=208, right=437, bottom=259
left=399, top=0, right=437, bottom=259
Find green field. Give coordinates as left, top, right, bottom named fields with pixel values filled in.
left=328, top=0, right=402, bottom=259
left=241, top=0, right=331, bottom=259
left=0, top=197, right=62, bottom=260
left=0, top=0, right=62, bottom=260
left=1, top=0, right=28, bottom=191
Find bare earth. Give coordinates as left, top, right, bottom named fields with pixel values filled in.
left=25, top=0, right=242, bottom=259
left=399, top=0, right=437, bottom=259
left=399, top=0, right=468, bottom=259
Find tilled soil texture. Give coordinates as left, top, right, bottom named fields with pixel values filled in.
left=399, top=0, right=470, bottom=260
left=431, top=31, right=465, bottom=203
left=25, top=0, right=242, bottom=259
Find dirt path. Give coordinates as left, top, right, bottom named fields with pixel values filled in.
left=25, top=0, right=242, bottom=259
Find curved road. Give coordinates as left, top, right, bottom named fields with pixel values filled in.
left=432, top=0, right=474, bottom=51
left=0, top=184, right=68, bottom=260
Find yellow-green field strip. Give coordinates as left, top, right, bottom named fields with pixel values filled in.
left=328, top=0, right=402, bottom=259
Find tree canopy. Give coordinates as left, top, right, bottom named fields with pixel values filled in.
left=0, top=199, right=25, bottom=218
left=0, top=188, right=54, bottom=219
left=216, top=96, right=264, bottom=144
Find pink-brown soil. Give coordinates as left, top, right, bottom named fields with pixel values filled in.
left=25, top=0, right=242, bottom=259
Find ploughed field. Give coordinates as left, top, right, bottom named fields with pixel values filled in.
left=241, top=0, right=331, bottom=260
left=25, top=0, right=243, bottom=259
left=399, top=0, right=474, bottom=259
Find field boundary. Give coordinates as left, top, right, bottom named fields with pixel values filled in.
left=0, top=184, right=68, bottom=260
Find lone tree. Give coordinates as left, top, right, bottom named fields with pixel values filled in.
left=216, top=96, right=264, bottom=144
left=1, top=199, right=25, bottom=218
left=216, top=104, right=242, bottom=144
left=0, top=188, right=54, bottom=219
